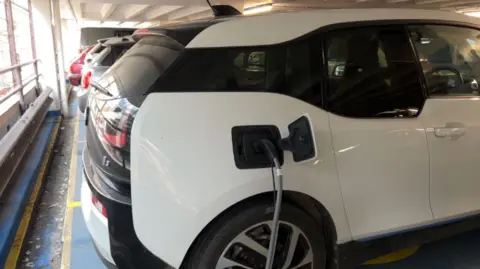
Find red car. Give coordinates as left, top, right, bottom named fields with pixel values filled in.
left=68, top=46, right=93, bottom=86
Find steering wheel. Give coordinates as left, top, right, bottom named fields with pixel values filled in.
left=426, top=66, right=464, bottom=94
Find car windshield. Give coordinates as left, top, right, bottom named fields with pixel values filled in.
left=95, top=35, right=184, bottom=97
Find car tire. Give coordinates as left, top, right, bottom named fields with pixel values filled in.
left=182, top=199, right=327, bottom=269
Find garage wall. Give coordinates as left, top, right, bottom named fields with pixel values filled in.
left=80, top=27, right=135, bottom=46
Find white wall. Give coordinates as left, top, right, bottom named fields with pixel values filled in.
left=62, top=18, right=81, bottom=68
left=31, top=0, right=68, bottom=113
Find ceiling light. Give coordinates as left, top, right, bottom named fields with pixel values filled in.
left=102, top=21, right=121, bottom=27
left=466, top=12, right=480, bottom=18
left=81, top=20, right=101, bottom=28
left=243, top=3, right=273, bottom=15
left=137, top=22, right=154, bottom=28
left=119, top=21, right=139, bottom=28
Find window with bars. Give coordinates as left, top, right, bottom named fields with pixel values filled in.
left=12, top=0, right=33, bottom=80
left=0, top=0, right=34, bottom=98
left=0, top=2, right=13, bottom=97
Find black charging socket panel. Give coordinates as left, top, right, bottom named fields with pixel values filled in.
left=282, top=116, right=316, bottom=163
left=231, top=125, right=284, bottom=169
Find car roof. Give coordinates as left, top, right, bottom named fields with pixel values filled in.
left=102, top=36, right=135, bottom=47
left=97, top=38, right=110, bottom=43
left=185, top=8, right=480, bottom=48
left=140, top=16, right=234, bottom=46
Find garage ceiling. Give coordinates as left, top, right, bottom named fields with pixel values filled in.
left=60, top=0, right=480, bottom=28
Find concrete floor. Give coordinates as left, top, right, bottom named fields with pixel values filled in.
left=17, top=90, right=480, bottom=269
left=18, top=91, right=103, bottom=269
left=360, top=229, right=480, bottom=268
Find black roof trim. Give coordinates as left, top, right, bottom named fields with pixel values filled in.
left=211, top=5, right=241, bottom=17
left=141, top=16, right=237, bottom=46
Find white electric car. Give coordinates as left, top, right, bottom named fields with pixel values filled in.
left=82, top=7, right=480, bottom=269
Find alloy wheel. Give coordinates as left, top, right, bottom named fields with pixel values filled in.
left=215, top=220, right=314, bottom=269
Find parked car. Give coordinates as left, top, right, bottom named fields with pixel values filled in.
left=82, top=8, right=480, bottom=269
left=67, top=39, right=108, bottom=87
left=78, top=36, right=134, bottom=113
left=67, top=46, right=93, bottom=86
left=84, top=38, right=109, bottom=65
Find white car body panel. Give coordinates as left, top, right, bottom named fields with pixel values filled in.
left=131, top=92, right=351, bottom=268
left=420, top=98, right=480, bottom=219
left=187, top=9, right=479, bottom=48
left=330, top=114, right=432, bottom=239
left=81, top=175, right=115, bottom=264
left=124, top=9, right=480, bottom=269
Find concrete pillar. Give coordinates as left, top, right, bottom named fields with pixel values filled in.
left=51, top=0, right=68, bottom=115
left=30, top=0, right=68, bottom=115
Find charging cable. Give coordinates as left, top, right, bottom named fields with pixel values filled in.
left=257, top=139, right=284, bottom=269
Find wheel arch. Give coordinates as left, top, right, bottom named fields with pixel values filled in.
left=179, top=191, right=338, bottom=269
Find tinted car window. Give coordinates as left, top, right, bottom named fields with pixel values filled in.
left=159, top=49, right=270, bottom=91
left=154, top=39, right=323, bottom=106
left=96, top=36, right=184, bottom=97
left=325, top=26, right=424, bottom=118
left=100, top=45, right=133, bottom=66
left=408, top=25, right=480, bottom=96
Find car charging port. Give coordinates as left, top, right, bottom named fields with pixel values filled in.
left=231, top=116, right=315, bottom=169
left=231, top=115, right=316, bottom=269
left=231, top=125, right=284, bottom=169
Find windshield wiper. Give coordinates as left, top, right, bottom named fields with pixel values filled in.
left=90, top=81, right=113, bottom=97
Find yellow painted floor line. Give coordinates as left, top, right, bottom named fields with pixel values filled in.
left=67, top=85, right=73, bottom=103
left=4, top=119, right=62, bottom=269
left=67, top=201, right=82, bottom=208
left=364, top=245, right=420, bottom=265
left=60, top=115, right=80, bottom=269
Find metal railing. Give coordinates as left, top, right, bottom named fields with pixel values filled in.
left=0, top=59, right=50, bottom=196
left=0, top=59, right=41, bottom=108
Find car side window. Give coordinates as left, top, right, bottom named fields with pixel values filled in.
left=158, top=49, right=270, bottom=91
left=325, top=26, right=424, bottom=118
left=155, top=42, right=322, bottom=104
left=408, top=25, right=480, bottom=96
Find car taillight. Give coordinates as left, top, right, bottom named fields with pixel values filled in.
left=92, top=194, right=107, bottom=218
left=134, top=28, right=149, bottom=34
left=69, top=65, right=73, bottom=73
left=90, top=90, right=137, bottom=165
left=83, top=71, right=92, bottom=89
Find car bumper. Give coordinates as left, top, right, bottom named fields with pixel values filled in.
left=68, top=74, right=81, bottom=86
left=81, top=174, right=116, bottom=267
left=82, top=147, right=173, bottom=269
left=77, top=87, right=89, bottom=113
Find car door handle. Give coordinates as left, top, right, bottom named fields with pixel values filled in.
left=434, top=122, right=466, bottom=140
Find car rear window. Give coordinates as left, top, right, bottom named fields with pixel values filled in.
left=89, top=43, right=106, bottom=54
left=95, top=35, right=184, bottom=97
left=100, top=44, right=133, bottom=66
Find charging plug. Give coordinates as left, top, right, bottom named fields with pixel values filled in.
left=254, top=139, right=280, bottom=163
left=232, top=125, right=283, bottom=169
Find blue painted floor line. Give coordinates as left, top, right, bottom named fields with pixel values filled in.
left=70, top=208, right=104, bottom=269
left=69, top=107, right=105, bottom=269
left=73, top=112, right=85, bottom=203
left=0, top=116, right=59, bottom=265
